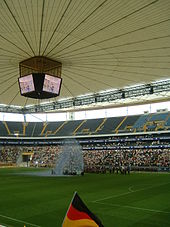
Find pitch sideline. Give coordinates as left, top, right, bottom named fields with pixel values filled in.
left=93, top=201, right=170, bottom=214
left=92, top=181, right=170, bottom=203
left=0, top=214, right=41, bottom=227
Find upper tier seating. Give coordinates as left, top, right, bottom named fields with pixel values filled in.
left=74, top=118, right=106, bottom=135
left=118, top=115, right=140, bottom=132
left=96, top=116, right=124, bottom=134
left=133, top=115, right=150, bottom=130
left=149, top=112, right=169, bottom=122
left=165, top=117, right=170, bottom=128
left=0, top=112, right=169, bottom=137
left=0, top=122, right=8, bottom=136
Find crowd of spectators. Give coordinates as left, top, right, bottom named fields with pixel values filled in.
left=30, top=146, right=60, bottom=167
left=83, top=148, right=169, bottom=173
left=0, top=146, right=21, bottom=164
left=0, top=136, right=169, bottom=172
left=0, top=145, right=60, bottom=167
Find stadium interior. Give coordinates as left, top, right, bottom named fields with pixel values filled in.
left=0, top=0, right=170, bottom=226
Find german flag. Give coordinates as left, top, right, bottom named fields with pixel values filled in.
left=62, top=192, right=104, bottom=227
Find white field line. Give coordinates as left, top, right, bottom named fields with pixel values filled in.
left=92, top=186, right=149, bottom=203
left=94, top=201, right=170, bottom=214
left=128, top=185, right=134, bottom=193
left=92, top=181, right=170, bottom=203
left=93, top=191, right=132, bottom=202
left=0, top=214, right=41, bottom=227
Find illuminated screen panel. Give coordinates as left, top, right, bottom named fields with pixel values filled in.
left=19, top=74, right=35, bottom=94
left=43, top=74, right=62, bottom=94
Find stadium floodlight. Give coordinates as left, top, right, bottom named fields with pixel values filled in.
left=0, top=76, right=169, bottom=113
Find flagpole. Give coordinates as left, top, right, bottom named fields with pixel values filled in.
left=61, top=191, right=77, bottom=227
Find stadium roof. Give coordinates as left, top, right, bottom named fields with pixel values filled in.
left=0, top=0, right=170, bottom=109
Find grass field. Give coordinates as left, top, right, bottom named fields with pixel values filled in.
left=0, top=168, right=170, bottom=227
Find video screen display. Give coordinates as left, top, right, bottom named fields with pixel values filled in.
left=43, top=74, right=62, bottom=95
left=19, top=74, right=35, bottom=94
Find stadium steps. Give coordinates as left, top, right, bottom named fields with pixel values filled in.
left=24, top=122, right=34, bottom=137
left=81, top=128, right=91, bottom=135
left=78, top=118, right=106, bottom=135
left=3, top=121, right=24, bottom=136
left=143, top=124, right=147, bottom=132
left=73, top=120, right=87, bottom=135
left=55, top=120, right=83, bottom=136
left=22, top=122, right=28, bottom=136
left=53, top=121, right=68, bottom=135
left=119, top=115, right=140, bottom=132
left=3, top=121, right=11, bottom=135
left=94, top=118, right=107, bottom=133
left=31, top=122, right=38, bottom=137
left=115, top=116, right=127, bottom=133
left=40, top=122, right=48, bottom=135
left=37, top=121, right=67, bottom=136
left=45, top=130, right=53, bottom=137
left=165, top=113, right=170, bottom=129
left=0, top=122, right=8, bottom=136
left=33, top=122, right=47, bottom=136
left=96, top=116, right=124, bottom=134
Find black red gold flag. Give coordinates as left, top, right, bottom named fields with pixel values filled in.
left=62, top=192, right=104, bottom=227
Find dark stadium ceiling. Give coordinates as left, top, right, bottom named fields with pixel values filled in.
left=0, top=0, right=170, bottom=108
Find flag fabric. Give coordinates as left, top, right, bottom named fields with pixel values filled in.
left=62, top=192, right=104, bottom=227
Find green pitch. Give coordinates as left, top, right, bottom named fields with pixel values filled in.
left=0, top=168, right=170, bottom=227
